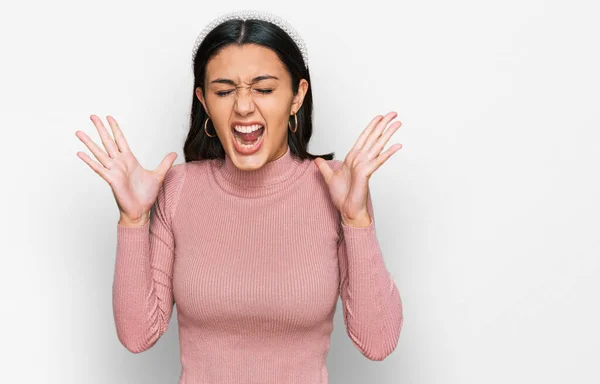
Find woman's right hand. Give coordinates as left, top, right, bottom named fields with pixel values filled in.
left=75, top=115, right=178, bottom=227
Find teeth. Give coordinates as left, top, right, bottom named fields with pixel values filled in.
left=233, top=124, right=263, bottom=133
left=234, top=131, right=262, bottom=148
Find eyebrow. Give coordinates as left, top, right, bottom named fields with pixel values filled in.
left=209, top=75, right=279, bottom=85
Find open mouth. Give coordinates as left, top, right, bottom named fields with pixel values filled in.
left=232, top=124, right=265, bottom=148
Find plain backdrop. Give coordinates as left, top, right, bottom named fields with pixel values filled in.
left=1, top=0, right=598, bottom=383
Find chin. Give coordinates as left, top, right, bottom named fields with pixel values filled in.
left=228, top=142, right=270, bottom=170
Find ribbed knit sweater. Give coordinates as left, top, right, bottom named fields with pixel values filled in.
left=113, top=144, right=403, bottom=384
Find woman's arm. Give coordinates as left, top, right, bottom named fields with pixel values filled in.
left=337, top=188, right=404, bottom=361
left=112, top=164, right=187, bottom=353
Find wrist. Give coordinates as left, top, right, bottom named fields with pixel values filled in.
left=118, top=212, right=150, bottom=228
left=341, top=212, right=372, bottom=228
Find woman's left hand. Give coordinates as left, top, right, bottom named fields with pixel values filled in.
left=314, top=111, right=403, bottom=228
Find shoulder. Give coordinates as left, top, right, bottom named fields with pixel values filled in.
left=160, top=159, right=215, bottom=205
left=157, top=162, right=189, bottom=215
left=163, top=162, right=189, bottom=189
left=181, top=158, right=214, bottom=176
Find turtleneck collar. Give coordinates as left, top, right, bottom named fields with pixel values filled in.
left=209, top=145, right=309, bottom=198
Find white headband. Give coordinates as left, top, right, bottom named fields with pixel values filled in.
left=191, top=9, right=309, bottom=69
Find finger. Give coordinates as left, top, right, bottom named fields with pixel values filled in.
left=76, top=151, right=112, bottom=184
left=314, top=157, right=334, bottom=183
left=90, top=115, right=119, bottom=158
left=346, top=115, right=383, bottom=165
left=155, top=152, right=178, bottom=181
left=367, top=143, right=402, bottom=175
left=106, top=115, right=132, bottom=153
left=368, top=120, right=402, bottom=159
left=361, top=111, right=398, bottom=155
left=75, top=130, right=113, bottom=168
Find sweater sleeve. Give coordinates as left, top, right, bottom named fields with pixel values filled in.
left=337, top=186, right=404, bottom=361
left=112, top=163, right=187, bottom=353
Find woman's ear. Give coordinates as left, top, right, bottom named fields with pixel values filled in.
left=291, top=79, right=309, bottom=114
left=195, top=87, right=209, bottom=115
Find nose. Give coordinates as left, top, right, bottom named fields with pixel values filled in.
left=233, top=86, right=256, bottom=116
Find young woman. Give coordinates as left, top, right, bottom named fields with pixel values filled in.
left=75, top=9, right=404, bottom=384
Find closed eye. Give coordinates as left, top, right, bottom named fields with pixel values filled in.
left=216, top=90, right=234, bottom=97
left=215, top=89, right=273, bottom=97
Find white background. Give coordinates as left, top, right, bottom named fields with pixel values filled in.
left=1, top=0, right=599, bottom=383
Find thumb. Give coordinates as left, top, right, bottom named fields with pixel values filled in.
left=314, top=157, right=334, bottom=184
left=155, top=152, right=178, bottom=182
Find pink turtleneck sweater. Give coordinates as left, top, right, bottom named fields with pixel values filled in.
left=113, top=144, right=403, bottom=383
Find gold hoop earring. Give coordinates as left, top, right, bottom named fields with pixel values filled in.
left=288, top=112, right=298, bottom=133
left=204, top=117, right=216, bottom=137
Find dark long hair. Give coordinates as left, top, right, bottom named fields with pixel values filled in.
left=184, top=18, right=334, bottom=162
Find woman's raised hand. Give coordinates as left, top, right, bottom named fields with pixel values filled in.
left=75, top=115, right=178, bottom=227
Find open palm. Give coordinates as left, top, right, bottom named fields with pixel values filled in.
left=75, top=115, right=177, bottom=223
left=315, top=112, right=403, bottom=225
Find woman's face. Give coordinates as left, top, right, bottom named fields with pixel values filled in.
left=196, top=43, right=309, bottom=170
